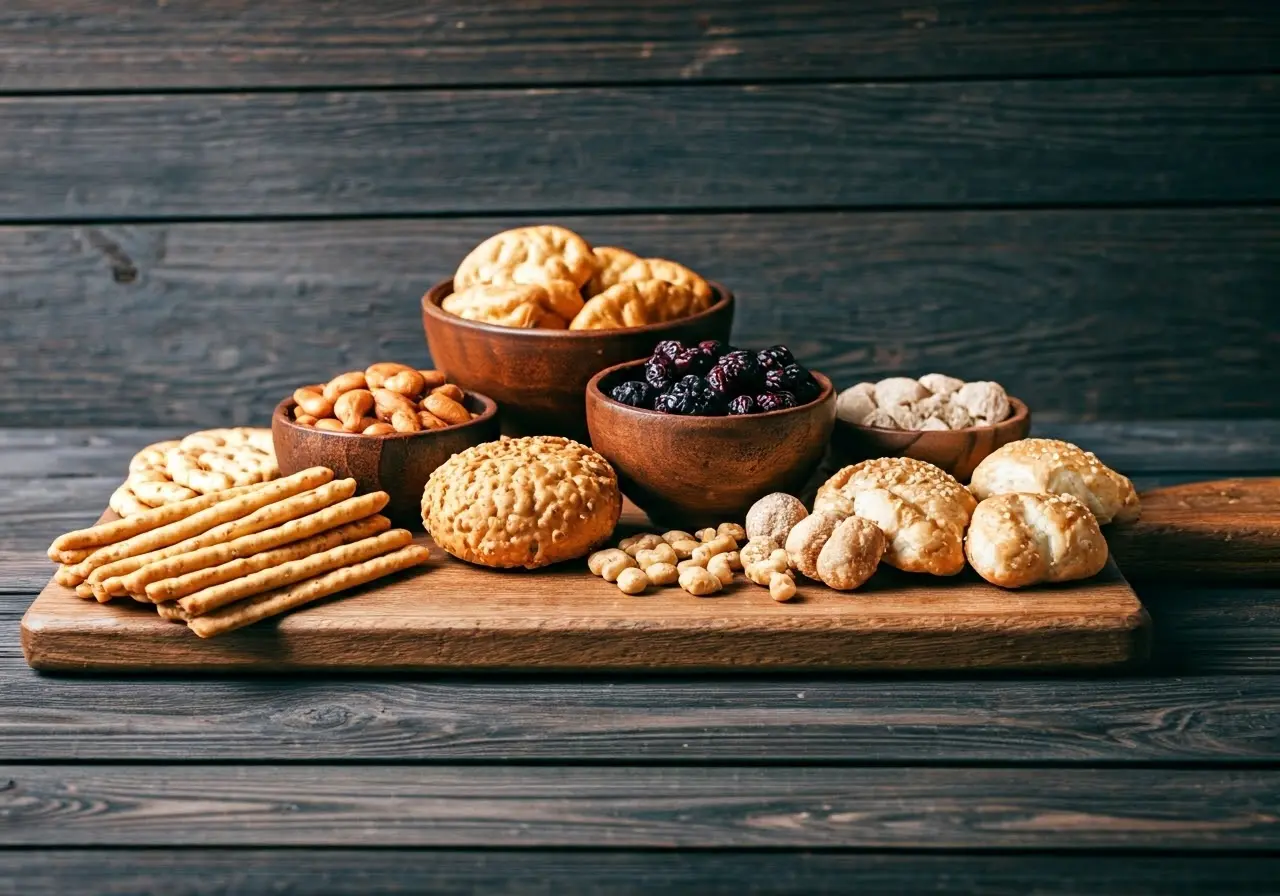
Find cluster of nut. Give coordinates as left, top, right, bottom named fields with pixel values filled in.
left=290, top=363, right=477, bottom=435
left=744, top=492, right=886, bottom=593
left=587, top=523, right=747, bottom=597
left=836, top=374, right=1011, bottom=431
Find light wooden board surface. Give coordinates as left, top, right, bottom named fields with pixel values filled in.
left=20, top=505, right=1148, bottom=673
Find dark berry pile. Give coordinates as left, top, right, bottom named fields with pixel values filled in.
left=609, top=340, right=820, bottom=416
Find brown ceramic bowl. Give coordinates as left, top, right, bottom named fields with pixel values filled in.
left=271, top=392, right=500, bottom=529
left=831, top=397, right=1031, bottom=483
left=422, top=278, right=735, bottom=441
left=586, top=360, right=837, bottom=527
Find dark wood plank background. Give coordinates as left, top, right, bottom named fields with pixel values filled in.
left=1, top=1, right=1276, bottom=426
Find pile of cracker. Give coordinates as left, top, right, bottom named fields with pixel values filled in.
left=112, top=427, right=279, bottom=517
left=47, top=467, right=429, bottom=638
left=442, top=224, right=716, bottom=330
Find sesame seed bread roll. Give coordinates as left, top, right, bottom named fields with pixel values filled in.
left=965, top=492, right=1109, bottom=588
left=969, top=438, right=1140, bottom=525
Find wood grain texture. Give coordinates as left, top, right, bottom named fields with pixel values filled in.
left=19, top=505, right=1148, bottom=672
left=1109, top=479, right=1280, bottom=581
left=5, top=851, right=1280, bottom=896
left=3, top=1, right=1277, bottom=90
left=3, top=765, right=1278, bottom=848
left=1, top=672, right=1277, bottom=762
left=3, top=210, right=1277, bottom=425
left=3, top=78, right=1277, bottom=219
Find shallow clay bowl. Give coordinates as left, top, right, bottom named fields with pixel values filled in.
left=272, top=392, right=500, bottom=529
left=422, top=278, right=735, bottom=442
left=586, top=360, right=837, bottom=528
left=831, top=397, right=1031, bottom=483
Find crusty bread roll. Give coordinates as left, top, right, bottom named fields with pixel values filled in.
left=814, top=457, right=976, bottom=576
left=969, top=438, right=1139, bottom=525
left=965, top=493, right=1108, bottom=588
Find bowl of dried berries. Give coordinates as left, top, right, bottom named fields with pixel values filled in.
left=586, top=340, right=836, bottom=527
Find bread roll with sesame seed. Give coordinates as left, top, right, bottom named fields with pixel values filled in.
left=814, top=457, right=976, bottom=576
left=965, top=493, right=1108, bottom=588
left=969, top=438, right=1140, bottom=525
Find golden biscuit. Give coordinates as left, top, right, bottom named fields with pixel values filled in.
left=454, top=225, right=596, bottom=291
left=568, top=280, right=698, bottom=330
left=584, top=246, right=642, bottom=298
left=422, top=436, right=622, bottom=569
left=442, top=282, right=562, bottom=329
left=615, top=256, right=713, bottom=309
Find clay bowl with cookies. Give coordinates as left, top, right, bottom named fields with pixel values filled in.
left=832, top=382, right=1031, bottom=484
left=586, top=359, right=837, bottom=528
left=271, top=370, right=499, bottom=529
left=422, top=278, right=735, bottom=442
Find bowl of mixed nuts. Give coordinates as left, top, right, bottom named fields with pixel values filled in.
left=272, top=362, right=500, bottom=527
left=585, top=341, right=836, bottom=527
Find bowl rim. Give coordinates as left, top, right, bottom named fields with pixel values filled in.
left=837, top=395, right=1031, bottom=435
left=273, top=388, right=499, bottom=440
left=586, top=358, right=835, bottom=422
left=421, top=277, right=735, bottom=340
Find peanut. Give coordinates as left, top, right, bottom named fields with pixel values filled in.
left=645, top=562, right=679, bottom=586
left=619, top=533, right=664, bottom=556
left=373, top=388, right=419, bottom=422
left=390, top=409, right=422, bottom=433
left=430, top=383, right=465, bottom=403
left=364, top=362, right=416, bottom=390
left=707, top=553, right=735, bottom=585
left=717, top=522, right=747, bottom=543
left=615, top=567, right=649, bottom=595
left=588, top=548, right=635, bottom=580
left=382, top=369, right=427, bottom=397
left=634, top=543, right=678, bottom=568
left=334, top=389, right=375, bottom=432
left=691, top=534, right=737, bottom=567
left=293, top=387, right=333, bottom=419
left=662, top=530, right=695, bottom=545
left=745, top=547, right=791, bottom=586
left=723, top=550, right=742, bottom=570
left=322, top=371, right=367, bottom=404
left=678, top=566, right=722, bottom=596
left=314, top=418, right=344, bottom=432
left=668, top=538, right=700, bottom=560
left=363, top=422, right=396, bottom=435
left=695, top=527, right=717, bottom=542
left=769, top=571, right=797, bottom=602
left=422, top=392, right=470, bottom=426
left=677, top=557, right=705, bottom=572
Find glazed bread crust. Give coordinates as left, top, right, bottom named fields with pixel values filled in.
left=965, top=492, right=1108, bottom=588
left=969, top=438, right=1140, bottom=524
left=814, top=457, right=976, bottom=576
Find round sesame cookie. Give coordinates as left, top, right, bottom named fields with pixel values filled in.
left=421, top=435, right=622, bottom=569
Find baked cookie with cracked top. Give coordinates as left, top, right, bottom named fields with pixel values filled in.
left=569, top=280, right=698, bottom=330
left=454, top=225, right=596, bottom=292
left=422, top=435, right=622, bottom=568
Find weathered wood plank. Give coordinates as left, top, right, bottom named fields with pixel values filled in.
left=3, top=1, right=1276, bottom=90
left=4, top=766, right=1277, bottom=848
left=5, top=851, right=1279, bottom=896
left=3, top=210, right=1277, bottom=425
left=3, top=78, right=1277, bottom=219
left=0, top=671, right=1276, bottom=762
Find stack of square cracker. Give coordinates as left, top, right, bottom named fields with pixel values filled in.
left=46, top=467, right=429, bottom=638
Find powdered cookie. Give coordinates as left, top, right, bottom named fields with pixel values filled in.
left=422, top=435, right=622, bottom=568
left=454, top=225, right=595, bottom=291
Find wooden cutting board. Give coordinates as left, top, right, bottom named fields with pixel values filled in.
left=21, top=504, right=1149, bottom=673
left=1108, top=478, right=1280, bottom=581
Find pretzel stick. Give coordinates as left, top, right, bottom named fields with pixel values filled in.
left=188, top=544, right=430, bottom=638
left=54, top=565, right=84, bottom=587
left=51, top=548, right=92, bottom=565
left=121, top=486, right=381, bottom=599
left=76, top=468, right=333, bottom=579
left=156, top=601, right=190, bottom=622
left=145, top=515, right=390, bottom=603
left=180, top=528, right=413, bottom=617
left=48, top=482, right=263, bottom=558
left=74, top=583, right=94, bottom=599
left=97, top=478, right=359, bottom=600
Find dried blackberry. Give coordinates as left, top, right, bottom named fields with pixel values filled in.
left=644, top=355, right=675, bottom=391
left=706, top=350, right=763, bottom=396
left=755, top=391, right=797, bottom=412
left=657, top=375, right=726, bottom=415
left=727, top=395, right=756, bottom=415
left=756, top=345, right=794, bottom=371
left=610, top=380, right=656, bottom=409
left=672, top=347, right=713, bottom=377
left=652, top=340, right=684, bottom=361
left=763, top=363, right=819, bottom=403
left=697, top=340, right=728, bottom=361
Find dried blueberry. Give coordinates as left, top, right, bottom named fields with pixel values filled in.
left=756, top=345, right=794, bottom=371
left=756, top=391, right=797, bottom=412
left=610, top=380, right=655, bottom=409
left=644, top=355, right=674, bottom=391
left=672, top=347, right=713, bottom=377
left=727, top=395, right=756, bottom=415
left=652, top=340, right=683, bottom=361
